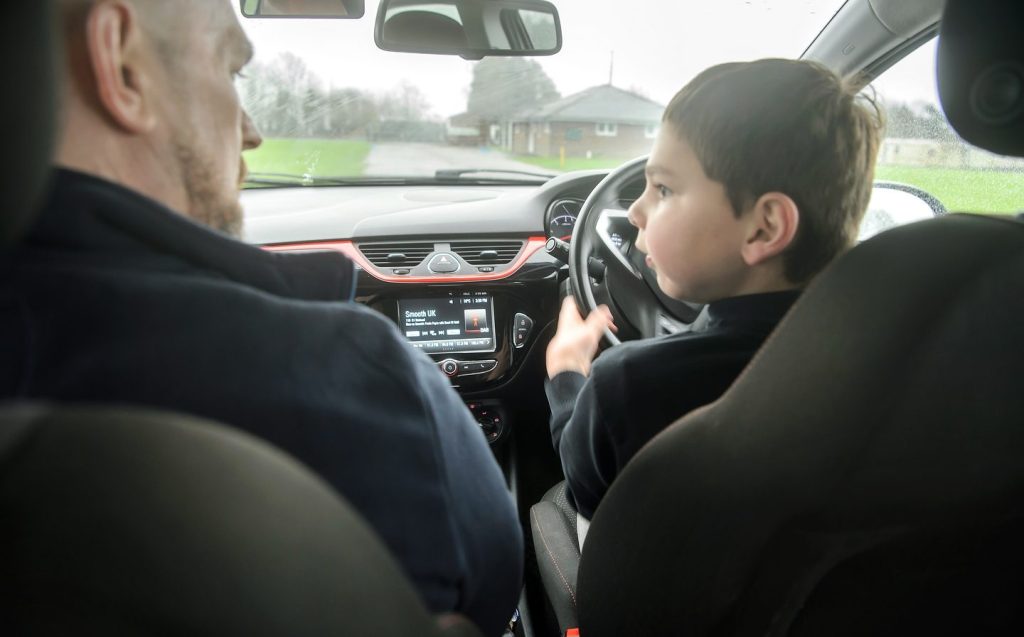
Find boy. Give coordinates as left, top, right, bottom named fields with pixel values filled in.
left=545, top=59, right=882, bottom=520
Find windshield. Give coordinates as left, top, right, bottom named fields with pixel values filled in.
left=235, top=0, right=846, bottom=183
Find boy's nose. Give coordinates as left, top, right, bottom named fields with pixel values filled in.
left=628, top=199, right=649, bottom=253
left=627, top=199, right=646, bottom=229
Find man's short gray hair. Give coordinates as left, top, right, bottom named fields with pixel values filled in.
left=59, top=0, right=205, bottom=66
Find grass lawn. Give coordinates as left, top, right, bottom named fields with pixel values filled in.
left=244, top=138, right=370, bottom=178
left=524, top=156, right=1023, bottom=214
left=874, top=165, right=1023, bottom=214
left=520, top=155, right=1024, bottom=216
left=242, top=139, right=1022, bottom=216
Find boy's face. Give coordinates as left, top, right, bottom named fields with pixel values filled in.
left=628, top=125, right=751, bottom=303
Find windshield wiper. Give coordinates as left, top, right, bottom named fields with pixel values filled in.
left=434, top=168, right=557, bottom=181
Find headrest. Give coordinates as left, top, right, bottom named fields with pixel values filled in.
left=578, top=214, right=1024, bottom=636
left=382, top=11, right=468, bottom=50
left=0, top=1, right=57, bottom=246
left=938, top=0, right=1024, bottom=157
left=0, top=404, right=479, bottom=636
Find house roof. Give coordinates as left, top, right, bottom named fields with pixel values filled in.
left=516, top=84, right=664, bottom=125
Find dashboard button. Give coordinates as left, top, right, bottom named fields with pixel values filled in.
left=466, top=402, right=505, bottom=444
left=440, top=359, right=459, bottom=377
left=459, top=360, right=497, bottom=375
left=478, top=266, right=495, bottom=273
left=513, top=313, right=534, bottom=349
left=392, top=268, right=410, bottom=275
left=428, top=253, right=460, bottom=273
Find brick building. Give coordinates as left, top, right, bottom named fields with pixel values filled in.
left=503, top=84, right=663, bottom=158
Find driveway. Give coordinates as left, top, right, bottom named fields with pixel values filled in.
left=364, top=142, right=550, bottom=177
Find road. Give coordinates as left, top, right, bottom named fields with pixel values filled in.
left=364, top=142, right=550, bottom=177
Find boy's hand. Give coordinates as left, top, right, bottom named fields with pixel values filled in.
left=546, top=297, right=617, bottom=378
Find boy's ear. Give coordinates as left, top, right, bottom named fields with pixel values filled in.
left=741, top=192, right=799, bottom=267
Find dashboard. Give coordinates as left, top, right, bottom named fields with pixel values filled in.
left=547, top=197, right=584, bottom=240
left=245, top=169, right=636, bottom=443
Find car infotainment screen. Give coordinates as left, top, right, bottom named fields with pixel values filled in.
left=398, top=293, right=496, bottom=354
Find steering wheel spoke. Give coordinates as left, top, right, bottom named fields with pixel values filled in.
left=595, top=209, right=643, bottom=279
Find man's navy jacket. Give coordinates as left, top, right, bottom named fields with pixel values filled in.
left=0, top=169, right=523, bottom=636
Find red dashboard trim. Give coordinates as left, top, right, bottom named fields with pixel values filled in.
left=264, top=237, right=549, bottom=284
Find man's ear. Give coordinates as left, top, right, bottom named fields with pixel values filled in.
left=740, top=192, right=799, bottom=267
left=84, top=2, right=158, bottom=134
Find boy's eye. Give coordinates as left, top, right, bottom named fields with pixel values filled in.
left=657, top=185, right=672, bottom=198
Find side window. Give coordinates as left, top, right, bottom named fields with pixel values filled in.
left=869, top=39, right=1024, bottom=214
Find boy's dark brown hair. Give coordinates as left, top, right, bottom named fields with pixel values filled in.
left=664, top=58, right=882, bottom=284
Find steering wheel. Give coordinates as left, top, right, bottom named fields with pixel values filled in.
left=569, top=156, right=702, bottom=345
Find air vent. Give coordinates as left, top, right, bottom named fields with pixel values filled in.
left=358, top=242, right=434, bottom=268
left=450, top=240, right=524, bottom=266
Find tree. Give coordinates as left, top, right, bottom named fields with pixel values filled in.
left=238, top=53, right=380, bottom=138
left=466, top=57, right=560, bottom=119
left=323, top=87, right=379, bottom=136
left=237, top=54, right=322, bottom=137
left=883, top=99, right=957, bottom=143
left=376, top=81, right=433, bottom=122
left=236, top=53, right=436, bottom=139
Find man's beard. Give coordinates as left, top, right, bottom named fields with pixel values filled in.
left=174, top=139, right=244, bottom=239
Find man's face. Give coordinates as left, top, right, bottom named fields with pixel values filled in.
left=628, top=124, right=750, bottom=303
left=148, top=0, right=261, bottom=236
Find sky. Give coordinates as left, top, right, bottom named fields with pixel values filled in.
left=234, top=0, right=941, bottom=119
left=871, top=38, right=940, bottom=107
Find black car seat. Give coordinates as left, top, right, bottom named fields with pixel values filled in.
left=0, top=406, right=483, bottom=636
left=0, top=0, right=56, bottom=246
left=0, top=3, right=480, bottom=635
left=538, top=0, right=1024, bottom=635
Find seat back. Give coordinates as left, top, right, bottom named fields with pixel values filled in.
left=577, top=214, right=1024, bottom=637
left=0, top=405, right=480, bottom=636
left=0, top=0, right=56, bottom=244
left=575, top=1, right=1024, bottom=634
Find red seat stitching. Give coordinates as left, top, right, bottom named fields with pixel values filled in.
left=532, top=506, right=577, bottom=608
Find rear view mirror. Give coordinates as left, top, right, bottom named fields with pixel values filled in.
left=374, top=0, right=561, bottom=60
left=240, top=0, right=365, bottom=18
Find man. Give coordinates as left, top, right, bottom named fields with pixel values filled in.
left=0, top=1, right=522, bottom=634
